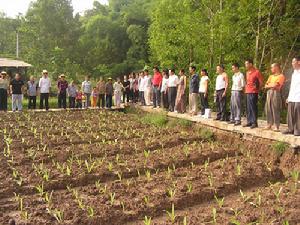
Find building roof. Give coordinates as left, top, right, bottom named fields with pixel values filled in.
left=0, top=58, right=32, bottom=68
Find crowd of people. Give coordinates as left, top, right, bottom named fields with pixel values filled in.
left=0, top=57, right=299, bottom=136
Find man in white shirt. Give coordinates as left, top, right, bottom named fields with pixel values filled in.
left=229, top=63, right=245, bottom=125
left=283, top=56, right=300, bottom=136
left=82, top=76, right=92, bottom=108
left=143, top=69, right=152, bottom=106
left=215, top=65, right=229, bottom=121
left=38, top=70, right=51, bottom=110
left=138, top=72, right=146, bottom=105
left=167, top=69, right=179, bottom=112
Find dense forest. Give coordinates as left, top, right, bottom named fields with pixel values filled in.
left=0, top=0, right=299, bottom=81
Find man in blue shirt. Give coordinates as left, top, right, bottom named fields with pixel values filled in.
left=189, top=66, right=199, bottom=116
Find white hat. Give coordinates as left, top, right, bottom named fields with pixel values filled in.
left=42, top=70, right=48, bottom=74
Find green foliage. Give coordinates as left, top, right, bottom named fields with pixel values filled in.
left=272, top=141, right=289, bottom=156
left=140, top=112, right=168, bottom=127
left=168, top=118, right=192, bottom=128
left=199, top=128, right=214, bottom=141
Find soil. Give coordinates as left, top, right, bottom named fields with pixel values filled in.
left=0, top=109, right=299, bottom=225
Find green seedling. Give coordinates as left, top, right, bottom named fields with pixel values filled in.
left=166, top=204, right=176, bottom=223
left=214, top=195, right=224, bottom=208
left=143, top=216, right=152, bottom=225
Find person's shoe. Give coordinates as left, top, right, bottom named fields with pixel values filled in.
left=228, top=121, right=235, bottom=124
left=234, top=122, right=241, bottom=126
left=220, top=118, right=226, bottom=121
left=214, top=118, right=221, bottom=121
left=250, top=124, right=258, bottom=129
left=273, top=127, right=280, bottom=132
left=263, top=126, right=272, bottom=130
left=243, top=123, right=251, bottom=127
left=282, top=130, right=293, bottom=135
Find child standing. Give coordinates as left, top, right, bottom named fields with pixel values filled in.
left=76, top=89, right=83, bottom=109
left=91, top=87, right=98, bottom=108
left=114, top=78, right=123, bottom=108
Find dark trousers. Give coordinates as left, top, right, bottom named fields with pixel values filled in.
left=139, top=91, right=145, bottom=105
left=98, top=94, right=105, bottom=108
left=162, top=91, right=169, bottom=110
left=28, top=96, right=37, bottom=109
left=216, top=89, right=227, bottom=120
left=69, top=97, right=75, bottom=108
left=106, top=94, right=112, bottom=108
left=153, top=86, right=161, bottom=107
left=168, top=87, right=177, bottom=112
left=40, top=93, right=49, bottom=110
left=0, top=88, right=7, bottom=111
left=76, top=101, right=82, bottom=108
left=134, top=90, right=139, bottom=103
left=199, top=92, right=209, bottom=115
left=246, top=93, right=258, bottom=125
left=123, top=91, right=130, bottom=103
left=58, top=92, right=67, bottom=109
left=287, top=102, right=300, bottom=135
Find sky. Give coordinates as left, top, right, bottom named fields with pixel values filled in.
left=0, top=0, right=108, bottom=18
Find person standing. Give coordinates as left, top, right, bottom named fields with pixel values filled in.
left=122, top=75, right=130, bottom=104
left=283, top=57, right=300, bottom=136
left=105, top=78, right=113, bottom=108
left=57, top=74, right=68, bottom=109
left=229, top=63, right=245, bottom=125
left=39, top=70, right=51, bottom=110
left=161, top=69, right=169, bottom=110
left=189, top=66, right=200, bottom=116
left=97, top=77, right=106, bottom=108
left=67, top=81, right=77, bottom=108
left=264, top=63, right=285, bottom=131
left=0, top=71, right=9, bottom=111
left=133, top=73, right=139, bottom=103
left=82, top=76, right=92, bottom=108
left=138, top=72, right=146, bottom=105
left=152, top=66, right=163, bottom=108
left=199, top=69, right=209, bottom=116
left=114, top=78, right=123, bottom=108
left=10, top=73, right=25, bottom=112
left=243, top=59, right=264, bottom=129
left=144, top=70, right=152, bottom=106
left=215, top=65, right=229, bottom=121
left=27, top=76, right=38, bottom=109
left=167, top=69, right=179, bottom=112
left=175, top=69, right=187, bottom=113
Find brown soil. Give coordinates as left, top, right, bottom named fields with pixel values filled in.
left=0, top=109, right=299, bottom=225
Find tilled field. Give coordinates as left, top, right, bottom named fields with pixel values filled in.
left=0, top=110, right=299, bottom=225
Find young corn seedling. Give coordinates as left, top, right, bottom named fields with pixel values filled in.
left=53, top=209, right=64, bottom=223
left=239, top=190, right=251, bottom=203
left=145, top=170, right=151, bottom=181
left=186, top=182, right=193, bottom=193
left=36, top=183, right=45, bottom=197
left=107, top=162, right=114, bottom=172
left=121, top=201, right=125, bottom=212
left=290, top=170, right=299, bottom=191
left=144, top=195, right=150, bottom=205
left=84, top=160, right=96, bottom=173
left=236, top=164, right=242, bottom=176
left=143, top=216, right=152, bottom=225
left=110, top=192, right=116, bottom=206
left=87, top=206, right=94, bottom=217
left=166, top=204, right=176, bottom=223
left=272, top=186, right=283, bottom=203
left=167, top=188, right=176, bottom=199
left=214, top=195, right=224, bottom=208
left=208, top=172, right=214, bottom=187
left=116, top=171, right=122, bottom=182
left=204, top=158, right=210, bottom=172
left=212, top=207, right=217, bottom=224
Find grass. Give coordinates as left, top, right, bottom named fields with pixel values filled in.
left=199, top=128, right=214, bottom=141
left=140, top=112, right=168, bottom=127
left=272, top=141, right=289, bottom=156
left=168, top=118, right=192, bottom=128
left=6, top=97, right=61, bottom=111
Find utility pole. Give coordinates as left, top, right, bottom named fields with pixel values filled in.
left=16, top=31, right=19, bottom=58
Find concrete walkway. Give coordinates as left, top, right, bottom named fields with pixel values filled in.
left=139, top=106, right=300, bottom=147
